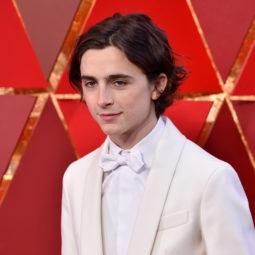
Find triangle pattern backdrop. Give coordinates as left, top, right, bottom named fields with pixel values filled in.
left=0, top=1, right=254, bottom=254
left=0, top=0, right=47, bottom=88
left=15, top=0, right=80, bottom=78
left=192, top=0, right=255, bottom=81
left=233, top=42, right=255, bottom=95
left=0, top=95, right=35, bottom=179
left=57, top=0, right=221, bottom=93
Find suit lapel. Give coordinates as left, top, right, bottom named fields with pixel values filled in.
left=80, top=143, right=107, bottom=255
left=128, top=118, right=186, bottom=255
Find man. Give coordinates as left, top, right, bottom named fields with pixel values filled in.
left=61, top=13, right=255, bottom=255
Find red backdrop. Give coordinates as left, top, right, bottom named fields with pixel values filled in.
left=0, top=0, right=254, bottom=254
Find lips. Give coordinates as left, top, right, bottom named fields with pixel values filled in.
left=99, top=112, right=121, bottom=121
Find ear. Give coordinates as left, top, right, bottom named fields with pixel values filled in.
left=151, top=73, right=168, bottom=100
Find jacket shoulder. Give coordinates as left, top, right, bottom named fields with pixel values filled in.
left=181, top=138, right=235, bottom=177
left=63, top=147, right=101, bottom=185
left=163, top=116, right=235, bottom=178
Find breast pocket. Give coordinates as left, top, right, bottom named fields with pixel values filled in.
left=158, top=210, right=189, bottom=231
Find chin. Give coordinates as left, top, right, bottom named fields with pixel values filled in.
left=100, top=125, right=120, bottom=136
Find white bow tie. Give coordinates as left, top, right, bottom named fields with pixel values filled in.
left=99, top=150, right=145, bottom=173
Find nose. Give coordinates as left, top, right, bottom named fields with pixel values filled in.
left=97, top=85, right=113, bottom=108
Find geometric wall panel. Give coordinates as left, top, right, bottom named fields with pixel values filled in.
left=0, top=99, right=76, bottom=255
left=205, top=102, right=255, bottom=220
left=165, top=100, right=212, bottom=142
left=57, top=0, right=221, bottom=93
left=56, top=68, right=77, bottom=94
left=58, top=99, right=213, bottom=155
left=15, top=0, right=80, bottom=78
left=1, top=0, right=254, bottom=250
left=192, top=0, right=255, bottom=81
left=233, top=42, right=255, bottom=95
left=0, top=0, right=47, bottom=88
left=58, top=100, right=106, bottom=156
left=0, top=95, right=35, bottom=179
left=233, top=101, right=255, bottom=157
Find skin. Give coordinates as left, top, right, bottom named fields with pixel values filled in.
left=80, top=46, right=167, bottom=149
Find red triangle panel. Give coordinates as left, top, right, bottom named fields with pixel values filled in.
left=233, top=101, right=255, bottom=157
left=56, top=68, right=77, bottom=94
left=164, top=100, right=212, bottom=142
left=0, top=0, right=47, bottom=88
left=57, top=0, right=221, bottom=94
left=15, top=0, right=80, bottom=78
left=0, top=99, right=76, bottom=255
left=192, top=0, right=255, bottom=81
left=0, top=95, right=35, bottom=179
left=59, top=100, right=106, bottom=156
left=233, top=42, right=255, bottom=95
left=205, top=102, right=255, bottom=220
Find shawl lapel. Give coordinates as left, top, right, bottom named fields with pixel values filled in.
left=127, top=117, right=186, bottom=255
left=79, top=118, right=186, bottom=255
left=80, top=143, right=107, bottom=255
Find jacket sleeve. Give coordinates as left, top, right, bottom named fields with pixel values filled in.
left=200, top=164, right=255, bottom=254
left=61, top=169, right=78, bottom=255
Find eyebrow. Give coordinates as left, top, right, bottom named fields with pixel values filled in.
left=81, top=74, right=134, bottom=82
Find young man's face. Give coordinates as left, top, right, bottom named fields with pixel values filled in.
left=80, top=46, right=158, bottom=147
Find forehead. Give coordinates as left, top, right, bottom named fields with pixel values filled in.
left=80, top=46, right=144, bottom=77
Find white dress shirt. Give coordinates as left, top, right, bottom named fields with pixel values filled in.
left=99, top=117, right=165, bottom=255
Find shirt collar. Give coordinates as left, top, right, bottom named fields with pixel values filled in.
left=107, top=116, right=165, bottom=168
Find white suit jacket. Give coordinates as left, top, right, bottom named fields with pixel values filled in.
left=61, top=117, right=255, bottom=255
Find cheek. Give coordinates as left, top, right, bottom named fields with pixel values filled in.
left=119, top=87, right=151, bottom=106
left=122, top=96, right=153, bottom=117
left=83, top=93, right=94, bottom=107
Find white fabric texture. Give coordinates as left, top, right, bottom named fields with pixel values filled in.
left=99, top=149, right=145, bottom=173
left=61, top=116, right=255, bottom=255
left=99, top=117, right=165, bottom=255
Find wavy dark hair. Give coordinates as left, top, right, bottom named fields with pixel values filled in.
left=69, top=13, right=187, bottom=117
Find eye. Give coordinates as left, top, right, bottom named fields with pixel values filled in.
left=113, top=80, right=127, bottom=87
left=83, top=81, right=96, bottom=88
